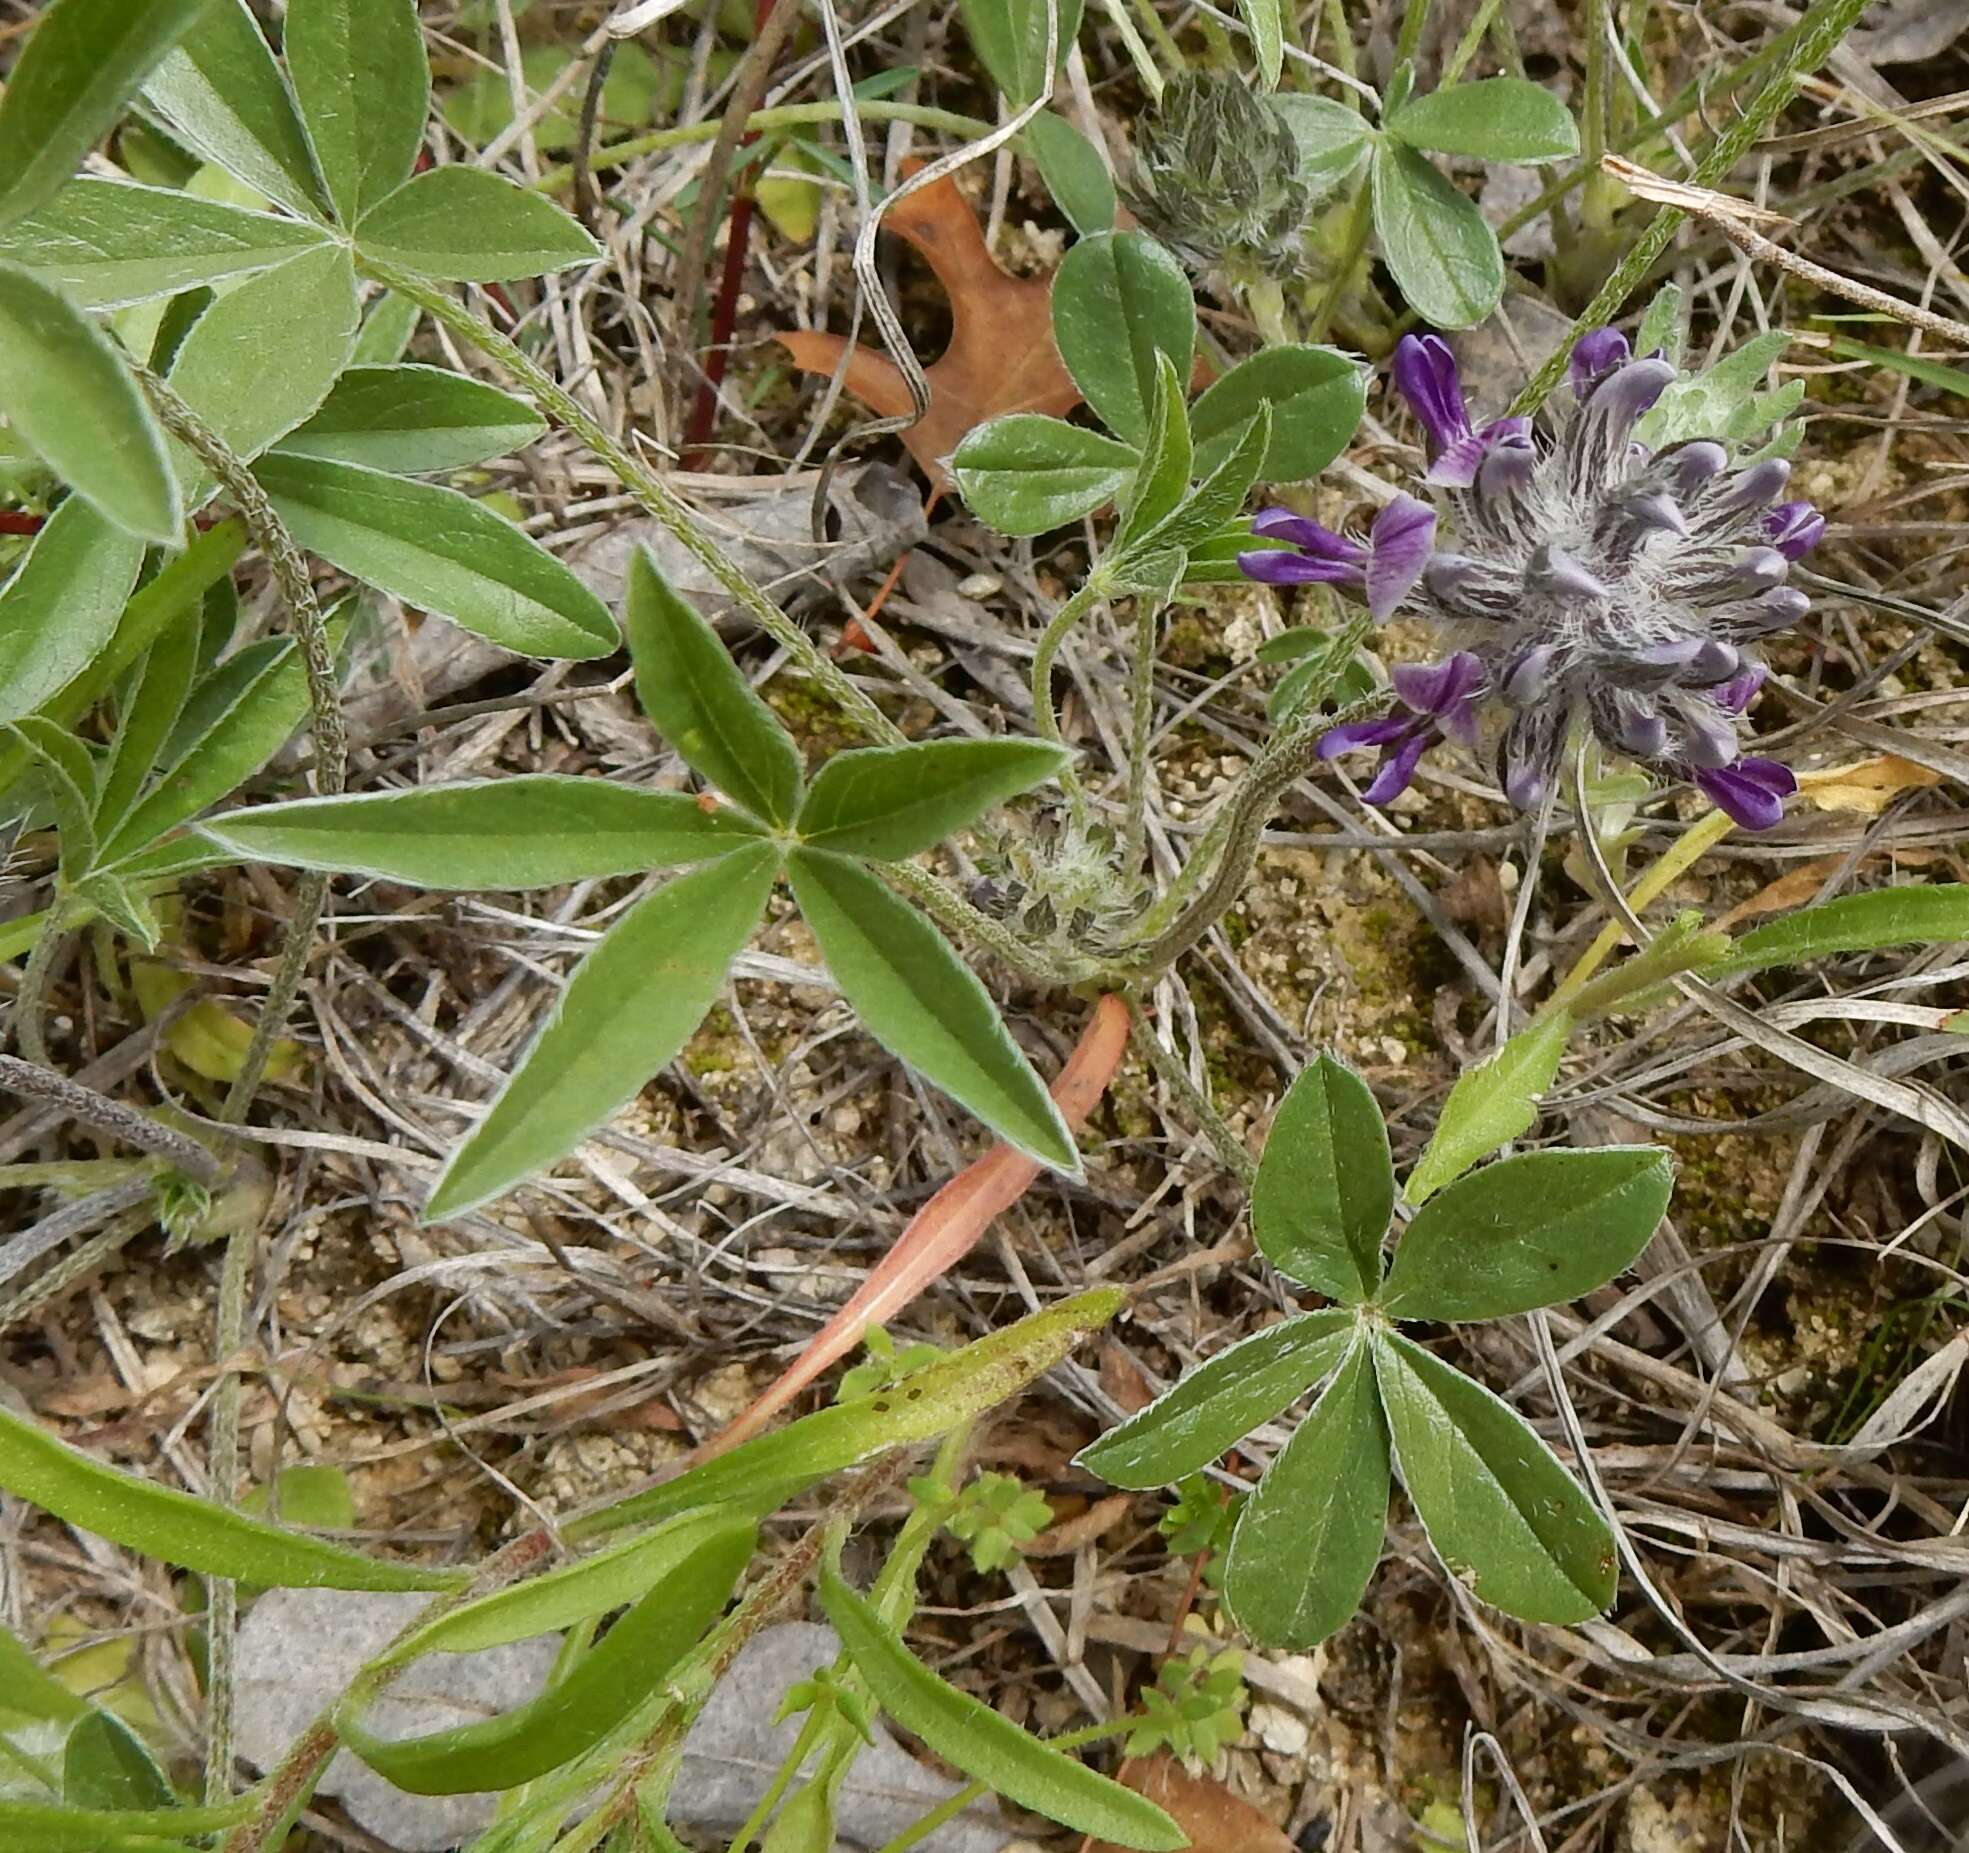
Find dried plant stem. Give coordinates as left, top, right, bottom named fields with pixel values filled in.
left=0, top=1219, right=147, bottom=1332
left=1510, top=0, right=1875, bottom=414
left=362, top=263, right=903, bottom=749
left=1122, top=599, right=1163, bottom=874
left=0, top=1054, right=220, bottom=1185
left=1688, top=200, right=1969, bottom=347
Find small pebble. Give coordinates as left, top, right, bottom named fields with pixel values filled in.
left=956, top=572, right=1002, bottom=599
left=1252, top=1701, right=1310, bottom=1756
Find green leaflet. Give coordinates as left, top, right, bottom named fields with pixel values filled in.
left=274, top=363, right=545, bottom=473
left=163, top=242, right=360, bottom=483
left=950, top=415, right=1139, bottom=537
left=1115, top=352, right=1191, bottom=547
left=98, top=609, right=352, bottom=865
left=1403, top=1008, right=1573, bottom=1205
left=199, top=778, right=763, bottom=887
left=1222, top=1341, right=1389, bottom=1649
left=821, top=1567, right=1184, bottom=1850
left=7, top=718, right=99, bottom=883
left=1712, top=884, right=1969, bottom=979
left=1235, top=0, right=1283, bottom=87
left=1379, top=1148, right=1673, bottom=1322
left=0, top=499, right=147, bottom=728
left=142, top=0, right=329, bottom=221
left=1188, top=344, right=1366, bottom=483
left=1370, top=140, right=1503, bottom=330
left=1050, top=230, right=1195, bottom=447
left=0, top=0, right=212, bottom=231
left=786, top=849, right=1078, bottom=1173
left=424, top=842, right=779, bottom=1219
left=374, top=1510, right=747, bottom=1667
left=1383, top=78, right=1578, bottom=164
left=0, top=262, right=179, bottom=544
left=1022, top=110, right=1115, bottom=236
left=253, top=451, right=617, bottom=660
left=285, top=0, right=428, bottom=225
left=0, top=177, right=330, bottom=310
left=625, top=546, right=804, bottom=825
left=1076, top=1310, right=1355, bottom=1488
left=352, top=167, right=600, bottom=283
left=797, top=738, right=1070, bottom=862
left=566, top=1290, right=1123, bottom=1541
left=956, top=0, right=1086, bottom=107
left=0, top=1400, right=462, bottom=1590
left=1374, top=1332, right=1616, bottom=1624
left=1250, top=1053, right=1392, bottom=1302
left=93, top=607, right=201, bottom=847
left=339, top=1511, right=755, bottom=1794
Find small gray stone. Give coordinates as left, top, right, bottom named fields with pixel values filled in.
left=233, top=1587, right=561, bottom=1853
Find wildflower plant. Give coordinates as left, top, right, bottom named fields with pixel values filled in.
left=1081, top=1055, right=1674, bottom=1648
left=1243, top=323, right=1823, bottom=829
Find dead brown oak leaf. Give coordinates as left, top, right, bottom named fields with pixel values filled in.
left=775, top=169, right=1081, bottom=488
left=1091, top=1756, right=1295, bottom=1853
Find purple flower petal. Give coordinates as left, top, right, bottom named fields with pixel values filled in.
left=1318, top=713, right=1412, bottom=758
left=1666, top=440, right=1728, bottom=492
left=1764, top=500, right=1825, bottom=559
left=1476, top=432, right=1537, bottom=502
left=1423, top=433, right=1488, bottom=489
left=1391, top=333, right=1472, bottom=459
left=1712, top=665, right=1767, bottom=715
left=1696, top=758, right=1796, bottom=831
left=1722, top=458, right=1791, bottom=512
left=1363, top=494, right=1436, bottom=620
left=1249, top=507, right=1368, bottom=562
left=1570, top=327, right=1631, bottom=396
left=1362, top=729, right=1433, bottom=805
left=1502, top=643, right=1556, bottom=707
left=1591, top=357, right=1677, bottom=443
left=1237, top=548, right=1362, bottom=587
left=1391, top=650, right=1484, bottom=719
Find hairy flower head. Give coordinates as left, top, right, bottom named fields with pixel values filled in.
left=1242, top=330, right=1821, bottom=829
left=1123, top=72, right=1314, bottom=282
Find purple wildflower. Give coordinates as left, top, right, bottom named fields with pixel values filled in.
left=1248, top=328, right=1822, bottom=831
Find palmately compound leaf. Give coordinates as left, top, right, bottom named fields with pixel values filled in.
left=0, top=261, right=180, bottom=544
left=1077, top=1309, right=1354, bottom=1489
left=199, top=778, right=763, bottom=887
left=786, top=849, right=1078, bottom=1174
left=626, top=545, right=804, bottom=826
left=796, top=738, right=1069, bottom=862
left=1378, top=1147, right=1673, bottom=1322
left=1250, top=1053, right=1392, bottom=1301
left=1373, top=1332, right=1617, bottom=1624
left=1221, top=1340, right=1389, bottom=1650
left=820, top=1566, right=1184, bottom=1850
left=340, top=1510, right=755, bottom=1795
left=425, top=841, right=779, bottom=1220
left=0, top=0, right=213, bottom=232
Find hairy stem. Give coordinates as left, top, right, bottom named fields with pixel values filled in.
left=880, top=861, right=1089, bottom=985
left=1127, top=1006, right=1258, bottom=1187
left=1510, top=0, right=1875, bottom=414
left=9, top=921, right=65, bottom=1066
left=361, top=262, right=903, bottom=750
left=138, top=369, right=348, bottom=1807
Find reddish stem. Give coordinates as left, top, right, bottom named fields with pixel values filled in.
left=0, top=511, right=46, bottom=535
left=682, top=0, right=778, bottom=466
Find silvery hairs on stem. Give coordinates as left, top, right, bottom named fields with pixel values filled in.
left=1240, top=329, right=1824, bottom=830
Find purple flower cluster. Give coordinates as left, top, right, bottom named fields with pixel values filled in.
left=1241, top=329, right=1824, bottom=829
